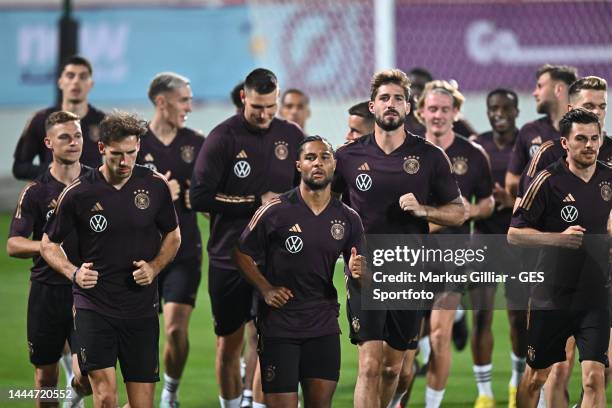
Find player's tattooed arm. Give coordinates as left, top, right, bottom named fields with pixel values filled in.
left=132, top=226, right=181, bottom=286
left=6, top=237, right=40, bottom=258
left=232, top=247, right=293, bottom=308
left=399, top=194, right=465, bottom=227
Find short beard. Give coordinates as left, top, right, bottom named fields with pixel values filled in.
left=573, top=154, right=597, bottom=168
left=375, top=115, right=405, bottom=132
left=536, top=100, right=551, bottom=115
left=303, top=176, right=331, bottom=191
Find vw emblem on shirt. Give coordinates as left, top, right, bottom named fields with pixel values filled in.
left=234, top=160, right=251, bottom=178
left=529, top=144, right=540, bottom=158
left=89, top=214, right=108, bottom=232
left=46, top=209, right=54, bottom=221
left=560, top=205, right=578, bottom=223
left=285, top=235, right=303, bottom=253
left=143, top=162, right=157, bottom=172
left=355, top=173, right=372, bottom=191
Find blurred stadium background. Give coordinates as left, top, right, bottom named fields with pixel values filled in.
left=0, top=0, right=611, bottom=406
left=1, top=0, right=611, bottom=208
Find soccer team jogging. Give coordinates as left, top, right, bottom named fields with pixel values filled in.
left=7, top=59, right=612, bottom=408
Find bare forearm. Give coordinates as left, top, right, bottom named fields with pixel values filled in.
left=232, top=247, right=271, bottom=294
left=6, top=237, right=40, bottom=258
left=505, top=172, right=520, bottom=198
left=471, top=196, right=495, bottom=220
left=40, top=234, right=76, bottom=280
left=507, top=227, right=558, bottom=247
left=149, top=227, right=181, bottom=275
left=423, top=200, right=465, bottom=227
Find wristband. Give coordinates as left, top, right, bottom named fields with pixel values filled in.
left=71, top=267, right=80, bottom=283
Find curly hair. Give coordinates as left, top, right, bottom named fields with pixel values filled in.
left=99, top=111, right=147, bottom=144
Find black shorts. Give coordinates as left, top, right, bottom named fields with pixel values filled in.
left=74, top=308, right=159, bottom=382
left=158, top=256, right=202, bottom=308
left=505, top=248, right=539, bottom=310
left=27, top=281, right=74, bottom=366
left=346, top=277, right=421, bottom=351
left=526, top=307, right=610, bottom=369
left=208, top=265, right=253, bottom=336
left=259, top=334, right=340, bottom=394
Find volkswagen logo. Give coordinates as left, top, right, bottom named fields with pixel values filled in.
left=89, top=214, right=108, bottom=232
left=45, top=209, right=54, bottom=221
left=529, top=144, right=540, bottom=158
left=234, top=161, right=251, bottom=178
left=143, top=163, right=157, bottom=172
left=560, top=205, right=578, bottom=223
left=355, top=174, right=372, bottom=192
left=285, top=235, right=303, bottom=253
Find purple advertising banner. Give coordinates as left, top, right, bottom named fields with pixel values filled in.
left=396, top=1, right=612, bottom=91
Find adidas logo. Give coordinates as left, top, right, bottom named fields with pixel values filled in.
left=144, top=153, right=154, bottom=162
left=289, top=224, right=302, bottom=232
left=236, top=150, right=248, bottom=159
left=562, top=194, right=576, bottom=203
left=358, top=162, right=370, bottom=171
left=91, top=202, right=104, bottom=212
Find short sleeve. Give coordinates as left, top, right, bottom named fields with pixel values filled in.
left=154, top=175, right=179, bottom=234
left=473, top=147, right=494, bottom=200
left=507, top=129, right=529, bottom=175
left=431, top=148, right=461, bottom=204
left=238, top=204, right=271, bottom=261
left=331, top=150, right=348, bottom=195
left=510, top=171, right=550, bottom=230
left=45, top=184, right=78, bottom=243
left=8, top=182, right=38, bottom=238
left=341, top=207, right=365, bottom=266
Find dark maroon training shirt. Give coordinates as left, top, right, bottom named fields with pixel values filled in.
left=9, top=166, right=91, bottom=285
left=238, top=187, right=364, bottom=338
left=511, top=159, right=612, bottom=304
left=474, top=130, right=516, bottom=234
left=332, top=132, right=460, bottom=234
left=508, top=116, right=559, bottom=175
left=518, top=134, right=612, bottom=197
left=437, top=134, right=493, bottom=234
left=190, top=114, right=304, bottom=269
left=13, top=105, right=105, bottom=180
left=45, top=165, right=178, bottom=319
left=137, top=127, right=205, bottom=262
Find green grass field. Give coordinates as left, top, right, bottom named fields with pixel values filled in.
left=0, top=213, right=608, bottom=407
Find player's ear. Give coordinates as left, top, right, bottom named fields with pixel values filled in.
left=240, top=89, right=246, bottom=105
left=44, top=135, right=52, bottom=150
left=154, top=94, right=165, bottom=109
left=560, top=136, right=569, bottom=150
left=98, top=141, right=105, bottom=155
left=295, top=159, right=302, bottom=173
left=567, top=103, right=573, bottom=112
